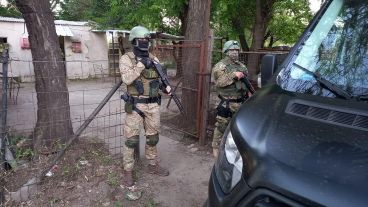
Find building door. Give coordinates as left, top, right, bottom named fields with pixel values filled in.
left=0, top=37, right=8, bottom=53
left=58, top=36, right=66, bottom=61
left=108, top=33, right=120, bottom=76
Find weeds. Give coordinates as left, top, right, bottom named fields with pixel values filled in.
left=49, top=197, right=61, bottom=205
left=107, top=172, right=119, bottom=187
left=145, top=198, right=157, bottom=207
left=90, top=149, right=112, bottom=165
left=7, top=133, right=34, bottom=165
left=114, top=201, right=123, bottom=207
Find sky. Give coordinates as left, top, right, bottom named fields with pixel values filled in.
left=309, top=0, right=323, bottom=13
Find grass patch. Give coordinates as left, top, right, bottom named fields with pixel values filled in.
left=145, top=197, right=158, bottom=207
left=107, top=172, right=119, bottom=187
left=114, top=201, right=123, bottom=207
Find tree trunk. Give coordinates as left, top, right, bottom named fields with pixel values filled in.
left=173, top=41, right=183, bottom=78
left=247, top=0, right=274, bottom=80
left=268, top=35, right=274, bottom=48
left=181, top=0, right=210, bottom=131
left=15, top=0, right=74, bottom=153
left=176, top=3, right=189, bottom=78
left=231, top=18, right=250, bottom=51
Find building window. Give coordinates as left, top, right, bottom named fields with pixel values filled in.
left=20, top=37, right=31, bottom=49
left=0, top=38, right=7, bottom=43
left=72, top=42, right=82, bottom=53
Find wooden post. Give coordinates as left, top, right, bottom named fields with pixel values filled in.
left=198, top=0, right=213, bottom=145
left=199, top=30, right=214, bottom=145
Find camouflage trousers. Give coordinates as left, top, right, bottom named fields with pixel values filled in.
left=123, top=102, right=160, bottom=171
left=212, top=101, right=241, bottom=149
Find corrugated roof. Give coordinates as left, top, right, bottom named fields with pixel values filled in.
left=55, top=25, right=74, bottom=36
left=54, top=20, right=88, bottom=26
left=91, top=29, right=131, bottom=34
left=92, top=29, right=184, bottom=40
left=0, top=16, right=88, bottom=26
left=0, top=16, right=24, bottom=23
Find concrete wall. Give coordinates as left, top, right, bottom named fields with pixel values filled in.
left=0, top=20, right=108, bottom=82
left=63, top=25, right=108, bottom=80
left=0, top=21, right=33, bottom=81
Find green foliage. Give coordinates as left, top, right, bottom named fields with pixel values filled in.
left=57, top=0, right=312, bottom=47
left=49, top=197, right=61, bottom=205
left=211, top=0, right=313, bottom=50
left=58, top=0, right=187, bottom=34
left=8, top=134, right=33, bottom=161
left=145, top=198, right=158, bottom=207
left=267, top=0, right=313, bottom=45
left=107, top=172, right=119, bottom=186
left=90, top=149, right=112, bottom=165
left=0, top=1, right=22, bottom=17
left=58, top=0, right=110, bottom=23
left=15, top=147, right=34, bottom=160
left=212, top=0, right=255, bottom=41
left=61, top=165, right=71, bottom=176
left=114, top=201, right=123, bottom=207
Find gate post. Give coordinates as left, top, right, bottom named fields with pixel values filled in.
left=1, top=48, right=9, bottom=170
left=0, top=48, right=9, bottom=205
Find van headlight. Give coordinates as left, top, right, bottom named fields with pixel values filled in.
left=214, top=129, right=243, bottom=194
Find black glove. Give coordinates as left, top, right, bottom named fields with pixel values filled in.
left=139, top=57, right=153, bottom=69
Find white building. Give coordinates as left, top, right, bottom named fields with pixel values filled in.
left=0, top=16, right=110, bottom=82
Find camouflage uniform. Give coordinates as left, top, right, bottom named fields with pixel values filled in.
left=120, top=51, right=162, bottom=171
left=212, top=56, right=249, bottom=149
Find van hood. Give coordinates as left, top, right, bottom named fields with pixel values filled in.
left=231, top=84, right=368, bottom=206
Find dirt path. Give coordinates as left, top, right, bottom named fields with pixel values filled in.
left=3, top=79, right=215, bottom=207
left=144, top=130, right=214, bottom=207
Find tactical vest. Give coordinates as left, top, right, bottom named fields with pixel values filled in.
left=126, top=52, right=160, bottom=97
left=216, top=59, right=248, bottom=97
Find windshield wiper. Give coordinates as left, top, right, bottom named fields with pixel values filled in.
left=293, top=63, right=352, bottom=100
left=354, top=94, right=368, bottom=101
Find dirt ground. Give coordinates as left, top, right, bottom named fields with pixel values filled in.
left=2, top=79, right=216, bottom=207
left=3, top=133, right=214, bottom=207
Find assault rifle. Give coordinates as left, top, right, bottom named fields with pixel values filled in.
left=151, top=61, right=185, bottom=113
left=240, top=72, right=255, bottom=94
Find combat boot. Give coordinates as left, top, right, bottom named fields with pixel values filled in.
left=147, top=164, right=169, bottom=176
left=123, top=170, right=134, bottom=187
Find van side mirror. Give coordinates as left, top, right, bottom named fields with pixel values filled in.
left=260, top=54, right=278, bottom=87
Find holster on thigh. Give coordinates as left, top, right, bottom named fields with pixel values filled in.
left=146, top=134, right=159, bottom=146
left=125, top=135, right=139, bottom=148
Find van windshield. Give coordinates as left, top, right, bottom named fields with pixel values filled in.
left=277, top=0, right=368, bottom=99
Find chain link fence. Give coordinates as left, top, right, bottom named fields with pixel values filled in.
left=1, top=36, right=289, bottom=204
left=153, top=40, right=204, bottom=138
left=0, top=39, right=206, bottom=203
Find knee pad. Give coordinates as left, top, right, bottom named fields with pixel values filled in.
left=125, top=135, right=139, bottom=148
left=146, top=134, right=159, bottom=146
left=217, top=122, right=228, bottom=133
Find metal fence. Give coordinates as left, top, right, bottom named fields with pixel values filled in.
left=0, top=39, right=205, bottom=171
left=0, top=40, right=289, bottom=204
left=153, top=40, right=204, bottom=139
left=0, top=52, right=130, bottom=204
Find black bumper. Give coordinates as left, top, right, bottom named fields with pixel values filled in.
left=207, top=167, right=250, bottom=207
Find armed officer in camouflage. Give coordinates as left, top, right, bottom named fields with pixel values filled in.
left=120, top=26, right=171, bottom=187
left=212, top=40, right=251, bottom=158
